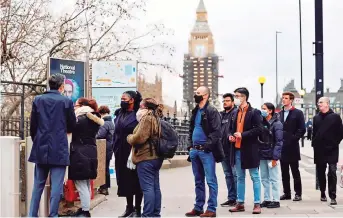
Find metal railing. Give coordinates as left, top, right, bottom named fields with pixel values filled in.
left=1, top=116, right=30, bottom=139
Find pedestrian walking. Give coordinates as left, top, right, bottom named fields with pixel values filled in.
left=228, top=87, right=263, bottom=214
left=96, top=105, right=115, bottom=196
left=259, top=103, right=283, bottom=208
left=312, top=97, right=343, bottom=205
left=219, top=93, right=237, bottom=207
left=113, top=91, right=143, bottom=217
left=127, top=98, right=165, bottom=217
left=28, top=74, right=76, bottom=217
left=279, top=92, right=306, bottom=201
left=69, top=98, right=104, bottom=217
left=185, top=86, right=224, bottom=218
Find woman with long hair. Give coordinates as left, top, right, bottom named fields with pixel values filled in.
left=127, top=98, right=164, bottom=217
left=113, top=91, right=143, bottom=217
left=69, top=98, right=104, bottom=217
left=259, top=102, right=283, bottom=209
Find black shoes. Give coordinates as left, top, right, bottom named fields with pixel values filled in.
left=293, top=195, right=302, bottom=201
left=320, top=193, right=327, bottom=202
left=267, top=202, right=280, bottom=208
left=261, top=201, right=280, bottom=208
left=119, top=206, right=134, bottom=217
left=330, top=199, right=337, bottom=205
left=130, top=207, right=142, bottom=217
left=74, top=208, right=91, bottom=217
left=280, top=194, right=291, bottom=200
left=260, top=201, right=271, bottom=208
left=98, top=188, right=109, bottom=196
left=220, top=200, right=236, bottom=207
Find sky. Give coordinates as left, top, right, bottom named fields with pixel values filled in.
left=52, top=0, right=343, bottom=109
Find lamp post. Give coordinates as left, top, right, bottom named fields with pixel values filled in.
left=275, top=31, right=282, bottom=106
left=299, top=89, right=305, bottom=108
left=258, top=76, right=266, bottom=105
left=299, top=0, right=304, bottom=91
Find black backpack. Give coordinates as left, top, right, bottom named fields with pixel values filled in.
left=153, top=118, right=179, bottom=159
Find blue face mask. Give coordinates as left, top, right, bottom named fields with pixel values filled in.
left=261, top=110, right=268, bottom=118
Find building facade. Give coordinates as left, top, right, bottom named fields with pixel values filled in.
left=281, top=79, right=343, bottom=120
left=137, top=74, right=163, bottom=104
left=182, top=0, right=219, bottom=111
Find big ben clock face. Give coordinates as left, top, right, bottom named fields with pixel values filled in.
left=195, top=45, right=206, bottom=57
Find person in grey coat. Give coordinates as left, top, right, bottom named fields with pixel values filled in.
left=28, top=74, right=76, bottom=217
left=96, top=105, right=115, bottom=195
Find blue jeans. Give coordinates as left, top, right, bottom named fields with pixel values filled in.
left=221, top=157, right=237, bottom=201
left=29, top=164, right=66, bottom=217
left=235, top=150, right=261, bottom=204
left=137, top=159, right=163, bottom=217
left=189, top=149, right=218, bottom=212
left=74, top=180, right=91, bottom=211
left=260, top=160, right=280, bottom=202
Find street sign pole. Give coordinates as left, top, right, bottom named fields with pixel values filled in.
left=314, top=0, right=324, bottom=190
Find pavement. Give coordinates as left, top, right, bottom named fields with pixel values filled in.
left=91, top=142, right=343, bottom=217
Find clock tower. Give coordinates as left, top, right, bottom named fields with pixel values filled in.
left=182, top=0, right=219, bottom=114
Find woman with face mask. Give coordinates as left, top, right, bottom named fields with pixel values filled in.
left=258, top=103, right=283, bottom=209
left=113, top=91, right=143, bottom=217
left=127, top=98, right=164, bottom=218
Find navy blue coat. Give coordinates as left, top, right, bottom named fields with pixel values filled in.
left=258, top=115, right=283, bottom=160
left=229, top=104, right=263, bottom=169
left=279, top=107, right=306, bottom=162
left=96, top=115, right=115, bottom=160
left=29, top=90, right=76, bottom=166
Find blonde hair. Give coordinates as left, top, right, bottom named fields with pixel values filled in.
left=142, top=98, right=164, bottom=118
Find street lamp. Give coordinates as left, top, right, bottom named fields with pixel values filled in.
left=299, top=89, right=305, bottom=108
left=258, top=76, right=266, bottom=105
left=275, top=31, right=282, bottom=106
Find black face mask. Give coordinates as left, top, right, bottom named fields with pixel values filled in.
left=194, top=95, right=203, bottom=104
left=224, top=106, right=232, bottom=111
left=120, top=101, right=130, bottom=110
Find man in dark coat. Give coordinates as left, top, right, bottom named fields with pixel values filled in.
left=227, top=88, right=263, bottom=214
left=185, top=86, right=224, bottom=218
left=28, top=74, right=76, bottom=217
left=96, top=105, right=115, bottom=195
left=279, top=92, right=306, bottom=202
left=312, top=97, right=343, bottom=205
left=219, top=93, right=237, bottom=207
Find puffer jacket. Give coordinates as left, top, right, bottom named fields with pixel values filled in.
left=127, top=111, right=159, bottom=164
left=258, top=114, right=283, bottom=160
left=69, top=110, right=104, bottom=180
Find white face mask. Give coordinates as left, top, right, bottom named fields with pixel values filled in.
left=136, top=109, right=149, bottom=122
left=234, top=98, right=242, bottom=107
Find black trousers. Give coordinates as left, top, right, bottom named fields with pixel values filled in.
left=316, top=163, right=337, bottom=199
left=100, top=158, right=111, bottom=189
left=280, top=161, right=302, bottom=196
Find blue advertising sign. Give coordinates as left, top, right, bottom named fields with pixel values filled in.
left=49, top=57, right=85, bottom=103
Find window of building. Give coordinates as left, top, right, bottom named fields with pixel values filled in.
left=208, top=60, right=212, bottom=63
left=208, top=71, right=212, bottom=75
left=200, top=68, right=204, bottom=70
left=193, top=64, right=197, bottom=67
left=208, top=64, right=212, bottom=67
left=209, top=86, right=212, bottom=89
left=207, top=68, right=211, bottom=70
left=200, top=60, right=204, bottom=63
left=208, top=78, right=212, bottom=81
left=200, top=75, right=204, bottom=78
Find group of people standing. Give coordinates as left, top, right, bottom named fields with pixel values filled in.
left=28, top=74, right=165, bottom=217
left=185, top=86, right=343, bottom=217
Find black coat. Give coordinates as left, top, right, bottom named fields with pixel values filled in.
left=69, top=112, right=102, bottom=180
left=113, top=109, right=142, bottom=197
left=279, top=107, right=306, bottom=162
left=29, top=90, right=76, bottom=166
left=229, top=104, right=263, bottom=169
left=258, top=115, right=283, bottom=160
left=96, top=115, right=115, bottom=160
left=312, top=109, right=343, bottom=164
left=220, top=107, right=237, bottom=165
left=188, top=102, right=225, bottom=163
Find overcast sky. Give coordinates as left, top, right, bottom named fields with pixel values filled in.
left=53, top=0, right=343, bottom=109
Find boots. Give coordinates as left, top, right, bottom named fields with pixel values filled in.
left=129, top=206, right=141, bottom=217
left=119, top=205, right=134, bottom=217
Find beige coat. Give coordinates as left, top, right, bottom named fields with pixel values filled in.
left=127, top=111, right=159, bottom=164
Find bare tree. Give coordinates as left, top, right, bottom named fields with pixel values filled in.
left=1, top=0, right=175, bottom=121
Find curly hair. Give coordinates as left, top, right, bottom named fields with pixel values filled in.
left=141, top=98, right=164, bottom=118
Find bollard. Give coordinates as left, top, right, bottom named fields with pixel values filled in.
left=0, top=136, right=21, bottom=217
left=25, top=137, right=50, bottom=217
